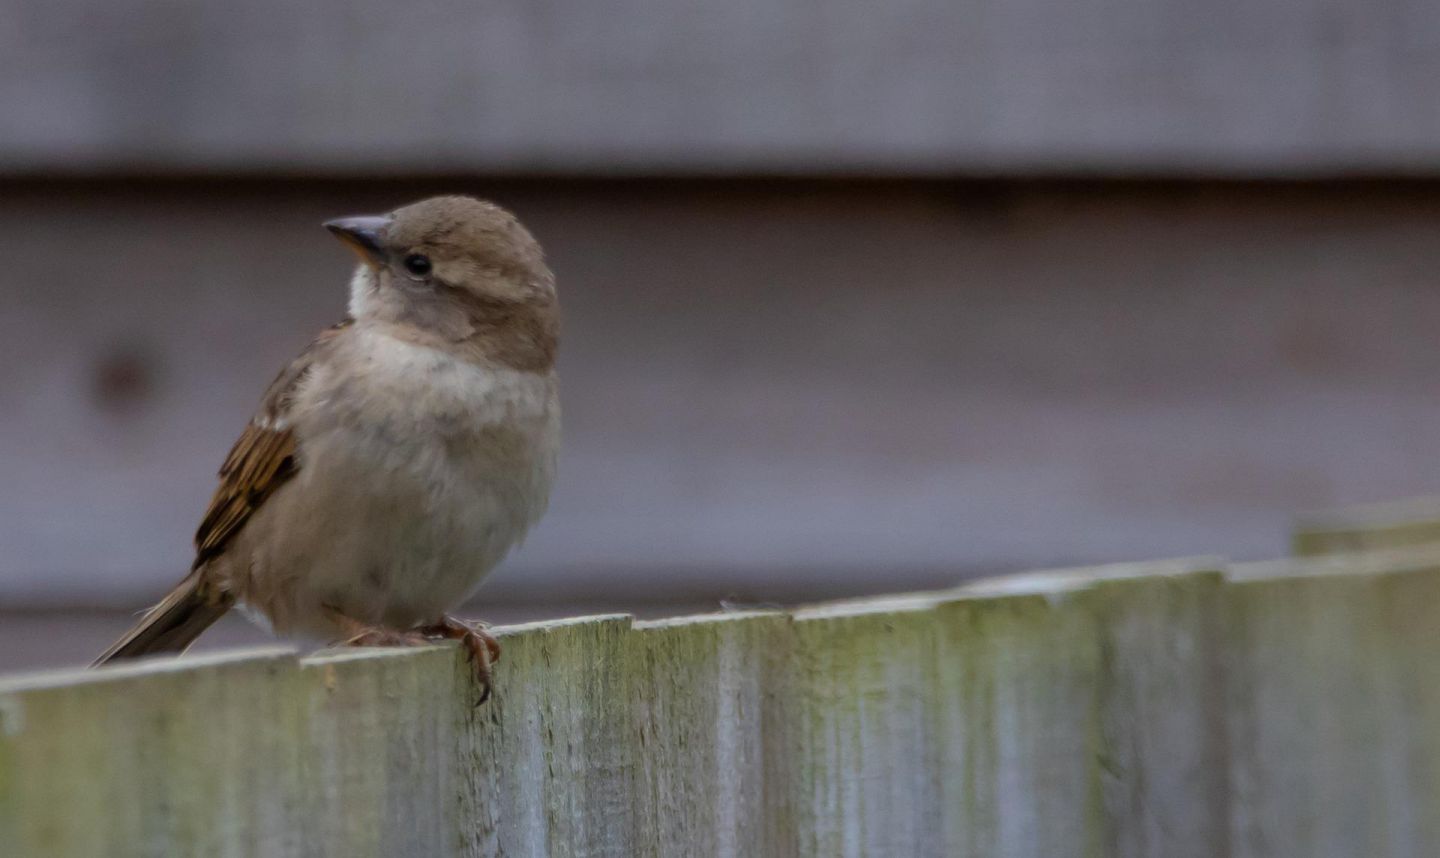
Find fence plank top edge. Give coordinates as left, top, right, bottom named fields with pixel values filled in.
left=792, top=593, right=944, bottom=620
left=0, top=646, right=298, bottom=694
left=956, top=555, right=1226, bottom=599
left=8, top=546, right=1437, bottom=695
left=301, top=643, right=453, bottom=666
left=1293, top=495, right=1440, bottom=531
left=633, top=609, right=790, bottom=630
left=486, top=612, right=634, bottom=635
left=1232, top=543, right=1440, bottom=582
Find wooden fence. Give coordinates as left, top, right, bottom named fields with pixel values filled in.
left=4, top=501, right=1440, bottom=857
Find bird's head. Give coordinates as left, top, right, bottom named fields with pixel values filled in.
left=325, top=195, right=557, bottom=370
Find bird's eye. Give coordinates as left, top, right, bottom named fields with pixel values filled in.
left=403, top=254, right=432, bottom=277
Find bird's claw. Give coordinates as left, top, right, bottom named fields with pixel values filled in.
left=418, top=616, right=501, bottom=706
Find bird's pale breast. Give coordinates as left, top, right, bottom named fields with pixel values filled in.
left=225, top=327, right=559, bottom=639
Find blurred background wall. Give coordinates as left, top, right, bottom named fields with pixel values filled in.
left=4, top=0, right=1440, bottom=667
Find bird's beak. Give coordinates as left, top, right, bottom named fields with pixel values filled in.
left=324, top=215, right=390, bottom=268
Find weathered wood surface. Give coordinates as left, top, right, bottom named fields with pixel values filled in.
left=7, top=0, right=1440, bottom=174
left=946, top=560, right=1228, bottom=858
left=631, top=612, right=794, bottom=856
left=4, top=524, right=1440, bottom=855
left=1227, top=548, right=1440, bottom=858
left=466, top=615, right=637, bottom=856
left=1294, top=497, right=1440, bottom=556
left=790, top=597, right=945, bottom=855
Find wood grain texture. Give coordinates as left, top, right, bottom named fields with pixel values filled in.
left=298, top=645, right=470, bottom=858
left=3, top=543, right=1440, bottom=856
left=463, top=615, right=639, bottom=858
left=943, top=560, right=1228, bottom=858
left=0, top=649, right=306, bottom=858
left=1226, top=550, right=1440, bottom=858
left=790, top=597, right=946, bottom=856
left=631, top=612, right=795, bottom=857
left=1293, top=497, right=1440, bottom=556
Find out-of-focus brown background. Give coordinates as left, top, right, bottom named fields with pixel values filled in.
left=4, top=0, right=1440, bottom=670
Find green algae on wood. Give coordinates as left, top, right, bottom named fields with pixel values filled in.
left=3, top=544, right=1440, bottom=858
left=1226, top=555, right=1440, bottom=858
left=1294, top=496, right=1440, bottom=556
left=462, top=614, right=639, bottom=858
left=0, top=649, right=305, bottom=858
left=941, top=559, right=1228, bottom=858
left=631, top=611, right=795, bottom=857
left=790, top=596, right=947, bottom=857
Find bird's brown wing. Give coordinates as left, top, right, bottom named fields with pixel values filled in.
left=192, top=318, right=353, bottom=569
left=94, top=318, right=354, bottom=665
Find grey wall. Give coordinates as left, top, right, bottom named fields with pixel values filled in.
left=6, top=0, right=1440, bottom=625
left=4, top=0, right=1440, bottom=175
left=5, top=178, right=1440, bottom=612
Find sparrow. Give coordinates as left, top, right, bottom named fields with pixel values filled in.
left=93, top=195, right=561, bottom=702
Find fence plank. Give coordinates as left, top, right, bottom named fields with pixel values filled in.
left=297, top=645, right=470, bottom=858
left=631, top=612, right=795, bottom=857
left=1226, top=551, right=1440, bottom=858
left=942, top=560, right=1228, bottom=858
left=1294, top=497, right=1440, bottom=556
left=4, top=545, right=1440, bottom=857
left=789, top=596, right=946, bottom=857
left=463, top=615, right=638, bottom=858
left=0, top=649, right=306, bottom=858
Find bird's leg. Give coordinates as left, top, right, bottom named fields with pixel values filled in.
left=417, top=615, right=501, bottom=704
left=325, top=607, right=429, bottom=648
left=419, top=615, right=502, bottom=663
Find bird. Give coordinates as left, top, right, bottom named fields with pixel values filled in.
left=93, top=195, right=560, bottom=703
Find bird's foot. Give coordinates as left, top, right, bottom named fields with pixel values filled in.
left=342, top=626, right=430, bottom=648
left=325, top=608, right=430, bottom=649
left=418, top=615, right=501, bottom=705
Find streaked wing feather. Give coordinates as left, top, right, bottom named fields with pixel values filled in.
left=191, top=318, right=352, bottom=568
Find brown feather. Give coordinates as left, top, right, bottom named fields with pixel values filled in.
left=192, top=421, right=298, bottom=568
left=93, top=319, right=355, bottom=664
left=192, top=318, right=352, bottom=568
left=91, top=572, right=231, bottom=665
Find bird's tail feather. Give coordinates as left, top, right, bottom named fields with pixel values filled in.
left=92, top=572, right=233, bottom=666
